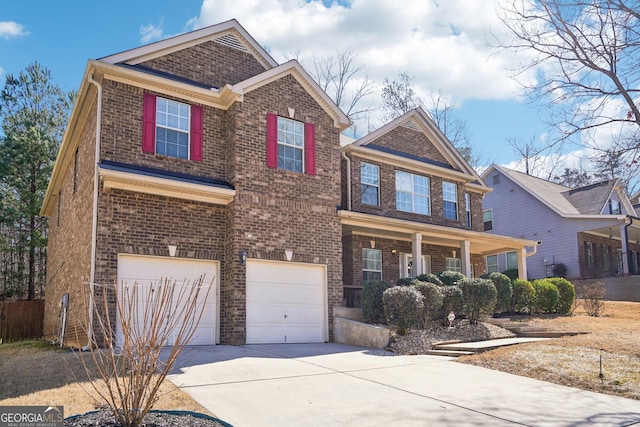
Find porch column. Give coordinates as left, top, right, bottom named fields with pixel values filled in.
left=460, top=240, right=472, bottom=277
left=412, top=233, right=423, bottom=276
left=620, top=223, right=630, bottom=274
left=517, top=247, right=528, bottom=280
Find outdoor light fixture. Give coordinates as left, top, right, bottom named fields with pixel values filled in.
left=168, top=245, right=177, bottom=257
left=391, top=249, right=397, bottom=254
left=240, top=251, right=248, bottom=265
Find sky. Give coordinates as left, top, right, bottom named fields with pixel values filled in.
left=0, top=0, right=591, bottom=174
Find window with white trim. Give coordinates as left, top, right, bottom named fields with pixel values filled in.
left=156, top=97, right=191, bottom=159
left=506, top=251, right=518, bottom=270
left=361, top=163, right=380, bottom=206
left=443, top=181, right=458, bottom=220
left=483, top=209, right=493, bottom=231
left=446, top=257, right=461, bottom=272
left=396, top=171, right=430, bottom=215
left=486, top=254, right=498, bottom=273
left=465, top=193, right=471, bottom=228
left=399, top=253, right=431, bottom=278
left=277, top=117, right=304, bottom=173
left=362, top=248, right=382, bottom=283
left=609, top=199, right=622, bottom=214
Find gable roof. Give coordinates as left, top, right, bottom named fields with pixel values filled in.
left=484, top=164, right=632, bottom=218
left=99, top=19, right=278, bottom=70
left=345, top=108, right=489, bottom=192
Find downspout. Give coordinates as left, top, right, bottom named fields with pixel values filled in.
left=84, top=74, right=102, bottom=351
left=341, top=152, right=351, bottom=210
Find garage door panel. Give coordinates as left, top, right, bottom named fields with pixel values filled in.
left=246, top=260, right=326, bottom=344
left=117, top=255, right=218, bottom=346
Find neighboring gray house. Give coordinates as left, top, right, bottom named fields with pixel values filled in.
left=482, top=165, right=640, bottom=280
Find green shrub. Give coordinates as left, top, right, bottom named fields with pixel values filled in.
left=484, top=272, right=512, bottom=314
left=413, top=281, right=444, bottom=324
left=440, top=285, right=464, bottom=325
left=511, top=279, right=535, bottom=314
left=459, top=278, right=497, bottom=324
left=437, top=271, right=466, bottom=286
left=547, top=277, right=575, bottom=314
left=532, top=279, right=559, bottom=313
left=395, top=278, right=416, bottom=287
left=502, top=269, right=519, bottom=281
left=382, top=286, right=424, bottom=335
left=415, top=273, right=443, bottom=286
left=361, top=280, right=393, bottom=323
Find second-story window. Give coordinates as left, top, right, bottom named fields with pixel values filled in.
left=395, top=171, right=430, bottom=215
left=483, top=209, right=493, bottom=231
left=277, top=117, right=304, bottom=173
left=156, top=97, right=191, bottom=159
left=361, top=162, right=379, bottom=206
left=465, top=193, right=471, bottom=228
left=609, top=199, right=622, bottom=214
left=443, top=182, right=458, bottom=220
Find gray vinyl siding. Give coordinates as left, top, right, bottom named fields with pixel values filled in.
left=484, top=169, right=623, bottom=280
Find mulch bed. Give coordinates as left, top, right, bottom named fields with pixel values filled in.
left=64, top=410, right=230, bottom=427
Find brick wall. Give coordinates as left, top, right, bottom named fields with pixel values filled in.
left=100, top=80, right=228, bottom=181
left=139, top=41, right=267, bottom=88
left=576, top=232, right=640, bottom=278
left=370, top=126, right=450, bottom=164
left=220, top=74, right=343, bottom=343
left=346, top=154, right=482, bottom=230
left=43, top=102, right=96, bottom=347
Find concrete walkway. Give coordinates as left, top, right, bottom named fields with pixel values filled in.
left=165, top=343, right=640, bottom=427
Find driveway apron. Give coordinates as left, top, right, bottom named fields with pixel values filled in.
left=164, top=343, right=640, bottom=427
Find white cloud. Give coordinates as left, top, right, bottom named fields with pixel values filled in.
left=188, top=0, right=533, bottom=103
left=140, top=22, right=164, bottom=44
left=0, top=21, right=29, bottom=40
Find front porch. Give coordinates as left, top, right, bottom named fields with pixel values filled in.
left=340, top=210, right=538, bottom=307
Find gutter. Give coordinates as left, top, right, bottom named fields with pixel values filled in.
left=83, top=74, right=102, bottom=351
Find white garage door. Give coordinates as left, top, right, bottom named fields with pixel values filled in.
left=117, top=254, right=218, bottom=346
left=246, top=260, right=327, bottom=344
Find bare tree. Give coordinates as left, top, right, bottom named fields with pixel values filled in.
left=78, top=276, right=211, bottom=427
left=495, top=0, right=640, bottom=154
left=553, top=166, right=594, bottom=188
left=381, top=72, right=423, bottom=122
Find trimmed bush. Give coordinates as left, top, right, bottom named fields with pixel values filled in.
left=547, top=277, right=575, bottom=314
left=395, top=278, right=416, bottom=287
left=413, top=281, right=444, bottom=324
left=361, top=280, right=393, bottom=323
left=484, top=272, right=512, bottom=314
left=459, top=278, right=497, bottom=324
left=382, top=286, right=424, bottom=335
left=532, top=279, right=559, bottom=313
left=437, top=271, right=466, bottom=286
left=440, top=285, right=464, bottom=325
left=502, top=269, right=519, bottom=281
left=415, top=273, right=443, bottom=286
left=511, top=279, right=535, bottom=314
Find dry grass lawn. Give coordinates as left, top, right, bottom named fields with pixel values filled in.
left=459, top=300, right=640, bottom=400
left=0, top=340, right=213, bottom=417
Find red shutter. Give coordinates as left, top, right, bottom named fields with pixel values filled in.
left=266, top=113, right=278, bottom=168
left=305, top=122, right=316, bottom=175
left=190, top=104, right=203, bottom=162
left=142, top=92, right=156, bottom=154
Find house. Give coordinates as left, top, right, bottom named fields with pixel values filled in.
left=339, top=110, right=537, bottom=307
left=41, top=19, right=535, bottom=347
left=482, top=164, right=640, bottom=280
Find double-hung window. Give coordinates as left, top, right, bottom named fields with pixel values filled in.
left=446, top=257, right=461, bottom=272
left=443, top=181, right=458, bottom=220
left=142, top=92, right=203, bottom=161
left=483, top=210, right=493, bottom=231
left=277, top=117, right=304, bottom=173
left=395, top=171, right=430, bottom=215
left=486, top=254, right=498, bottom=273
left=506, top=251, right=518, bottom=270
left=362, top=248, right=382, bottom=283
left=266, top=113, right=316, bottom=175
left=361, top=162, right=380, bottom=206
left=465, top=193, right=471, bottom=228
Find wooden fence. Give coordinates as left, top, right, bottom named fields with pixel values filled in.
left=0, top=299, right=45, bottom=342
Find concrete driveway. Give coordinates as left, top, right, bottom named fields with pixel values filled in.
left=165, top=343, right=640, bottom=427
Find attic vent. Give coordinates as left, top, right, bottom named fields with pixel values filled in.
left=401, top=119, right=420, bottom=131
left=214, top=33, right=248, bottom=52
